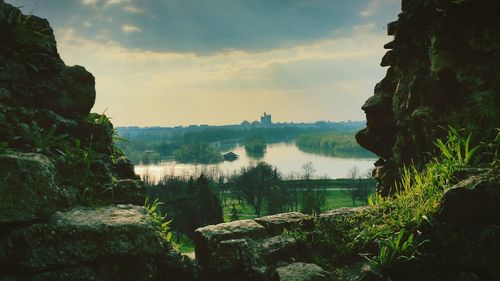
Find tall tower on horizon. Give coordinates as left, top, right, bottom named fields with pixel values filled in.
left=260, top=112, right=272, bottom=125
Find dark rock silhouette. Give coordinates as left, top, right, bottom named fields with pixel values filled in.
left=357, top=0, right=500, bottom=195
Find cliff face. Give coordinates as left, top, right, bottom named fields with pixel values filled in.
left=0, top=2, right=190, bottom=280
left=356, top=0, right=500, bottom=195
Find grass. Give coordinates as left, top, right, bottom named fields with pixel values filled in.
left=286, top=127, right=487, bottom=279
left=221, top=188, right=371, bottom=222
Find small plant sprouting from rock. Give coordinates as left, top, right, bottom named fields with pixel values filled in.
left=25, top=123, right=67, bottom=154
left=58, top=139, right=96, bottom=205
left=86, top=112, right=126, bottom=162
left=367, top=230, right=428, bottom=280
left=144, top=197, right=172, bottom=242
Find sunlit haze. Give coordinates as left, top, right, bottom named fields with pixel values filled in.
left=7, top=0, right=401, bottom=126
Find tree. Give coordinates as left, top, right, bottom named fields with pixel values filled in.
left=267, top=185, right=289, bottom=215
left=301, top=187, right=324, bottom=215
left=230, top=202, right=241, bottom=221
left=302, top=161, right=316, bottom=180
left=345, top=167, right=373, bottom=206
left=232, top=162, right=281, bottom=217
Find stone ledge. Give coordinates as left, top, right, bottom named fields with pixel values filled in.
left=0, top=205, right=162, bottom=271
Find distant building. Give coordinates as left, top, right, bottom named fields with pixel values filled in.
left=260, top=112, right=272, bottom=125
left=223, top=152, right=239, bottom=161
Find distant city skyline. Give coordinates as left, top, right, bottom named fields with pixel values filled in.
left=7, top=0, right=401, bottom=126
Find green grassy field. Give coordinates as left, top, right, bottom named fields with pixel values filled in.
left=221, top=188, right=371, bottom=222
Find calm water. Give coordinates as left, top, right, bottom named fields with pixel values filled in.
left=135, top=143, right=377, bottom=181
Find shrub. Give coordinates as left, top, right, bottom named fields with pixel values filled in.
left=144, top=197, right=172, bottom=242
left=58, top=139, right=96, bottom=205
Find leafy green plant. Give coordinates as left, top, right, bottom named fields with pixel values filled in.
left=434, top=127, right=479, bottom=167
left=144, top=197, right=172, bottom=242
left=25, top=123, right=68, bottom=154
left=368, top=230, right=428, bottom=280
left=58, top=139, right=95, bottom=205
left=86, top=112, right=126, bottom=161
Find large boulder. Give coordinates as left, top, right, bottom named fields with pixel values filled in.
left=31, top=65, right=96, bottom=118
left=0, top=205, right=182, bottom=280
left=0, top=152, right=67, bottom=223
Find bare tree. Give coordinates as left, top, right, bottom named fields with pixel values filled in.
left=345, top=166, right=373, bottom=206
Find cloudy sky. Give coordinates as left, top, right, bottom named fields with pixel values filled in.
left=8, top=0, right=400, bottom=126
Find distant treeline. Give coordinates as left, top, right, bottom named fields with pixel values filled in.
left=295, top=132, right=375, bottom=158
left=118, top=125, right=370, bottom=164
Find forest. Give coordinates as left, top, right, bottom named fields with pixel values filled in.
left=117, top=126, right=374, bottom=164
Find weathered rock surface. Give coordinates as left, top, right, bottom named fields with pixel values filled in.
left=357, top=0, right=500, bottom=195
left=0, top=205, right=185, bottom=280
left=272, top=262, right=331, bottom=281
left=254, top=212, right=311, bottom=236
left=0, top=152, right=67, bottom=223
left=194, top=212, right=326, bottom=280
left=0, top=2, right=188, bottom=280
left=195, top=219, right=266, bottom=267
left=412, top=170, right=500, bottom=281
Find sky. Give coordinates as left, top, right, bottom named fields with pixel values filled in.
left=7, top=0, right=401, bottom=126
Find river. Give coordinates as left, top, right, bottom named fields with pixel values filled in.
left=134, top=143, right=377, bottom=182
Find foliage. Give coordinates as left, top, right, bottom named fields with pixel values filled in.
left=58, top=139, right=96, bottom=205
left=0, top=141, right=8, bottom=153
left=267, top=185, right=290, bottom=215
left=230, top=202, right=241, bottom=221
left=291, top=127, right=482, bottom=276
left=301, top=187, right=325, bottom=215
left=116, top=125, right=367, bottom=164
left=86, top=112, right=126, bottom=162
left=231, top=162, right=281, bottom=217
left=244, top=137, right=266, bottom=158
left=173, top=142, right=223, bottom=164
left=144, top=197, right=172, bottom=242
left=368, top=230, right=428, bottom=280
left=145, top=174, right=223, bottom=239
left=344, top=166, right=373, bottom=206
left=434, top=127, right=478, bottom=167
left=25, top=123, right=67, bottom=154
left=295, top=132, right=374, bottom=157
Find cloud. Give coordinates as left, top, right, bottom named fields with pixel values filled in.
left=360, top=1, right=379, bottom=17
left=123, top=5, right=143, bottom=13
left=55, top=24, right=388, bottom=126
left=83, top=21, right=92, bottom=27
left=82, top=0, right=98, bottom=6
left=105, top=0, right=123, bottom=6
left=122, top=24, right=141, bottom=33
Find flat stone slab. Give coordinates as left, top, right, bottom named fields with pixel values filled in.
left=272, top=262, right=331, bottom=281
left=0, top=205, right=161, bottom=271
left=194, top=219, right=266, bottom=267
left=255, top=212, right=311, bottom=235
left=0, top=153, right=67, bottom=223
left=318, top=207, right=368, bottom=223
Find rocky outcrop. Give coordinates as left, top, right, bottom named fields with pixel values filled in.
left=195, top=212, right=312, bottom=280
left=0, top=2, right=188, bottom=280
left=417, top=169, right=500, bottom=280
left=0, top=153, right=67, bottom=223
left=0, top=205, right=185, bottom=280
left=356, top=0, right=500, bottom=195
left=272, top=263, right=331, bottom=281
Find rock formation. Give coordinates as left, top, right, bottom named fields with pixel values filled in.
left=0, top=2, right=190, bottom=280
left=356, top=0, right=500, bottom=195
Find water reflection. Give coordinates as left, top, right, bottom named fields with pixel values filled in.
left=135, top=143, right=376, bottom=182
